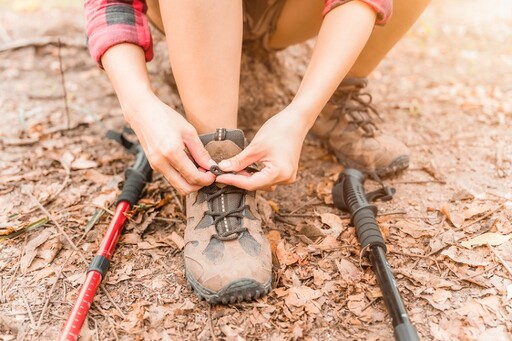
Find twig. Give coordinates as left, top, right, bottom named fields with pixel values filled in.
left=57, top=39, right=70, bottom=129
left=0, top=276, right=4, bottom=304
left=169, top=187, right=184, bottom=213
left=462, top=263, right=500, bottom=280
left=100, top=285, right=126, bottom=320
left=207, top=304, right=218, bottom=341
left=389, top=250, right=428, bottom=259
left=288, top=197, right=323, bottom=215
left=487, top=243, right=512, bottom=278
left=22, top=187, right=86, bottom=263
left=444, top=263, right=489, bottom=288
left=0, top=36, right=85, bottom=53
left=455, top=204, right=504, bottom=231
left=153, top=217, right=182, bottom=224
left=36, top=249, right=77, bottom=328
left=391, top=180, right=446, bottom=185
left=20, top=289, right=36, bottom=328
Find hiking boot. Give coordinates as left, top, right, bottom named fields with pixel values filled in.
left=184, top=128, right=272, bottom=304
left=310, top=77, right=409, bottom=177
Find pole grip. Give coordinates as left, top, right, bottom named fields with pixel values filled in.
left=117, top=145, right=152, bottom=205
left=332, top=169, right=386, bottom=250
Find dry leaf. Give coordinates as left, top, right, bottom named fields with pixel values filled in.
left=71, top=157, right=98, bottom=170
left=506, top=284, right=512, bottom=301
left=316, top=179, right=333, bottom=205
left=20, top=229, right=53, bottom=273
left=336, top=258, right=362, bottom=283
left=441, top=246, right=489, bottom=267
left=168, top=231, right=184, bottom=250
left=276, top=240, right=300, bottom=266
left=267, top=230, right=282, bottom=267
left=460, top=233, right=512, bottom=249
left=92, top=190, right=117, bottom=208
left=318, top=212, right=344, bottom=238
left=284, top=285, right=322, bottom=308
left=440, top=204, right=464, bottom=228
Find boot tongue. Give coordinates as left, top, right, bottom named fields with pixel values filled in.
left=199, top=128, right=246, bottom=163
left=199, top=129, right=248, bottom=238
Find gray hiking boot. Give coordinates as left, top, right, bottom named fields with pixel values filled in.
left=311, top=77, right=409, bottom=177
left=184, top=128, right=272, bottom=304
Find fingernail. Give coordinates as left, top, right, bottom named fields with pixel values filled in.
left=219, top=160, right=231, bottom=169
left=208, top=159, right=217, bottom=167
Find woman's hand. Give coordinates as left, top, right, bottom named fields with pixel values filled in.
left=126, top=95, right=216, bottom=195
left=101, top=44, right=216, bottom=195
left=215, top=106, right=310, bottom=191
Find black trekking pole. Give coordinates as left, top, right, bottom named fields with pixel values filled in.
left=332, top=168, right=419, bottom=341
left=60, top=130, right=152, bottom=341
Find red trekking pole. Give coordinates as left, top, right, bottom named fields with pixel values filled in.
left=60, top=131, right=152, bottom=341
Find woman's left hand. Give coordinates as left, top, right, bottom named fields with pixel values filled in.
left=215, top=107, right=311, bottom=191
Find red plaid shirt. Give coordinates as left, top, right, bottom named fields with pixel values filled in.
left=85, top=0, right=391, bottom=66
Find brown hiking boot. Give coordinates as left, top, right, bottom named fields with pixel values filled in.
left=311, top=77, right=409, bottom=178
left=184, top=128, right=272, bottom=304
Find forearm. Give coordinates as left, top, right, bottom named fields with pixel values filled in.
left=101, top=43, right=156, bottom=123
left=290, top=1, right=377, bottom=128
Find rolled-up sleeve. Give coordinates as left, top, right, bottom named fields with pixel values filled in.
left=323, top=0, right=393, bottom=25
left=84, top=0, right=153, bottom=67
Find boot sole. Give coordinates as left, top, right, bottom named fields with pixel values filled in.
left=335, top=153, right=410, bottom=178
left=186, top=271, right=272, bottom=304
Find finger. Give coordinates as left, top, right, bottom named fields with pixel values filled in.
left=167, top=149, right=216, bottom=187
left=217, top=145, right=262, bottom=172
left=216, top=170, right=277, bottom=191
left=184, top=135, right=217, bottom=170
left=157, top=161, right=202, bottom=195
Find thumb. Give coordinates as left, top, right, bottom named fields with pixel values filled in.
left=184, top=136, right=216, bottom=170
left=218, top=144, right=261, bottom=172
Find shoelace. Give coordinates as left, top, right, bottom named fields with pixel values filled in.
left=330, top=87, right=381, bottom=137
left=201, top=183, right=249, bottom=241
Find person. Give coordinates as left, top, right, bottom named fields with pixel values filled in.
left=84, top=0, right=430, bottom=304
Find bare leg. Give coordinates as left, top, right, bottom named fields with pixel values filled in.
left=157, top=0, right=243, bottom=134
left=268, top=0, right=431, bottom=76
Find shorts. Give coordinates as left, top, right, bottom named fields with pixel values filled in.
left=146, top=0, right=287, bottom=51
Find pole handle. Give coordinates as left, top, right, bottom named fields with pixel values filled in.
left=332, top=169, right=386, bottom=250
left=117, top=145, right=152, bottom=205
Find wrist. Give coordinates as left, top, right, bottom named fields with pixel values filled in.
left=286, top=97, right=326, bottom=130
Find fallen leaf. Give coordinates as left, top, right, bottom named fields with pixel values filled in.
left=267, top=230, right=282, bottom=267
left=318, top=212, right=345, bottom=238
left=460, top=233, right=512, bottom=249
left=92, top=190, right=117, bottom=208
left=336, top=258, right=362, bottom=283
left=284, top=285, right=322, bottom=308
left=20, top=229, right=53, bottom=273
left=168, top=231, right=184, bottom=250
left=71, top=157, right=98, bottom=170
left=441, top=246, right=490, bottom=267
left=440, top=204, right=465, bottom=228
left=276, top=240, right=300, bottom=266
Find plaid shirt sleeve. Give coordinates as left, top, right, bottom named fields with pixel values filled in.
left=84, top=0, right=153, bottom=67
left=323, top=0, right=392, bottom=25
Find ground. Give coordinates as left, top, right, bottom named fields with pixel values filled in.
left=1, top=1, right=512, bottom=340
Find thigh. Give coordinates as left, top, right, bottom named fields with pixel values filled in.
left=146, top=0, right=164, bottom=33
left=268, top=0, right=324, bottom=49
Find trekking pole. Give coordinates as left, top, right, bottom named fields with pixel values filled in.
left=59, top=132, right=152, bottom=341
left=332, top=168, right=419, bottom=341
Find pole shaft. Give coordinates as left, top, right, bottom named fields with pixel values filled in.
left=59, top=201, right=132, bottom=341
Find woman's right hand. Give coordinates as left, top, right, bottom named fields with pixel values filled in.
left=125, top=95, right=216, bottom=195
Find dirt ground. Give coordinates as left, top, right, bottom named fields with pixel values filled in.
left=1, top=0, right=512, bottom=340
